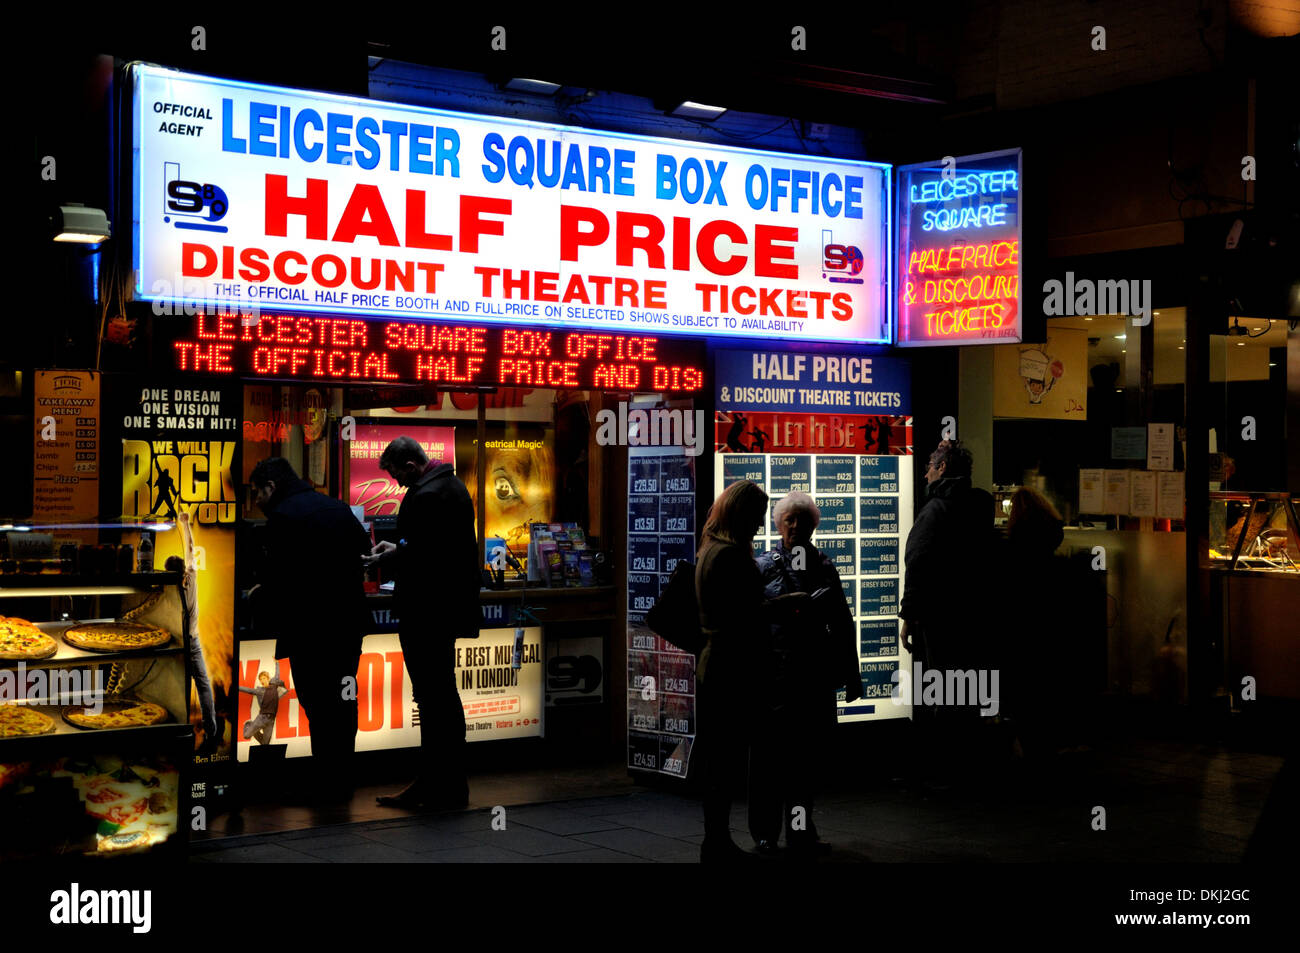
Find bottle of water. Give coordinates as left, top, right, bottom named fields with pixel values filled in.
left=137, top=532, right=154, bottom=573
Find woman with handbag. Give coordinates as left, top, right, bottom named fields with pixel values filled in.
left=750, top=491, right=863, bottom=856
left=695, top=480, right=805, bottom=862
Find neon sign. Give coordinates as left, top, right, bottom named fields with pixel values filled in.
left=896, top=148, right=1023, bottom=346
left=161, top=312, right=707, bottom=392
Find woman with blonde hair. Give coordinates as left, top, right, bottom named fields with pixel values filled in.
left=749, top=490, right=862, bottom=855
left=694, top=480, right=804, bottom=862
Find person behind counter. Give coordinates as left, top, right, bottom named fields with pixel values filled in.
left=365, top=436, right=482, bottom=811
left=249, top=457, right=370, bottom=801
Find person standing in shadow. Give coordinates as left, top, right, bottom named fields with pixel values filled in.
left=751, top=491, right=863, bottom=856
left=899, top=439, right=997, bottom=788
left=695, top=480, right=806, bottom=862
left=250, top=457, right=370, bottom=802
left=366, top=436, right=482, bottom=811
left=1003, top=486, right=1071, bottom=759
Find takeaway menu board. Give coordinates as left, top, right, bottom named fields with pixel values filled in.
left=626, top=401, right=698, bottom=777
left=716, top=452, right=913, bottom=722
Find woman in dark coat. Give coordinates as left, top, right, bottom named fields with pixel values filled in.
left=750, top=491, right=863, bottom=855
left=1002, top=486, right=1066, bottom=757
left=695, top=480, right=802, bottom=862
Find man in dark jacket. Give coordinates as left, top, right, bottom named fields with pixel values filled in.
left=366, top=436, right=481, bottom=810
left=900, top=439, right=996, bottom=673
left=250, top=457, right=370, bottom=799
left=899, top=439, right=997, bottom=784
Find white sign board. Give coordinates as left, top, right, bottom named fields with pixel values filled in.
left=133, top=65, right=891, bottom=344
left=236, top=627, right=543, bottom=760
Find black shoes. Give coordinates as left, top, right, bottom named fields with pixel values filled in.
left=376, top=782, right=469, bottom=811
left=786, top=836, right=833, bottom=857
left=700, top=837, right=758, bottom=863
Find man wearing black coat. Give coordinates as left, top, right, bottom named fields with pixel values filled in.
left=899, top=440, right=997, bottom=784
left=366, top=436, right=481, bottom=810
left=900, top=439, right=996, bottom=673
left=250, top=457, right=371, bottom=800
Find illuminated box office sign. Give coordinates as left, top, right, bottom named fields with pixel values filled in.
left=131, top=65, right=891, bottom=345
left=162, top=312, right=707, bottom=392
left=895, top=148, right=1022, bottom=347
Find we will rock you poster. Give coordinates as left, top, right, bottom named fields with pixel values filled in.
left=118, top=379, right=241, bottom=787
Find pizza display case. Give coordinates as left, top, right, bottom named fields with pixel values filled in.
left=0, top=548, right=194, bottom=859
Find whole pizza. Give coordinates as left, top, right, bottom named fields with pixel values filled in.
left=0, top=705, right=58, bottom=737
left=0, top=616, right=58, bottom=660
left=63, top=700, right=169, bottom=730
left=63, top=621, right=170, bottom=653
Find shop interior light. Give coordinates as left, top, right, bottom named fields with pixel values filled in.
left=51, top=204, right=111, bottom=244
left=1114, top=334, right=1126, bottom=340
left=0, top=522, right=173, bottom=532
left=503, top=78, right=562, bottom=96
left=670, top=101, right=728, bottom=121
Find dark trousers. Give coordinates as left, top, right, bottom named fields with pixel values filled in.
left=696, top=676, right=749, bottom=841
left=748, top=696, right=835, bottom=844
left=289, top=645, right=361, bottom=787
left=400, top=634, right=467, bottom=796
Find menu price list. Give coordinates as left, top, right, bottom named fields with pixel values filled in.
left=626, top=441, right=698, bottom=775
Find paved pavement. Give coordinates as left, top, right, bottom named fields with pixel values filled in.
left=190, top=737, right=1285, bottom=863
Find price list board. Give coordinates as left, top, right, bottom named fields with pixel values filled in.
left=714, top=451, right=914, bottom=723
left=626, top=423, right=698, bottom=777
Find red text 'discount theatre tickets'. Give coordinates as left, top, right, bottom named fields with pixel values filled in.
left=133, top=65, right=891, bottom=345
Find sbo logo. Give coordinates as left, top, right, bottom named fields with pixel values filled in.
left=821, top=228, right=864, bottom=284
left=164, top=161, right=229, bottom=232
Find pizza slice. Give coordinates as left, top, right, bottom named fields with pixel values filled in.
left=0, top=616, right=59, bottom=660
left=0, top=704, right=57, bottom=737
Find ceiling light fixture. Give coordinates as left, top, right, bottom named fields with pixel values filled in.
left=670, top=101, right=728, bottom=121
left=503, top=78, right=563, bottom=95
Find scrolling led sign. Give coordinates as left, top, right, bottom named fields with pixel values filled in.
left=167, top=312, right=706, bottom=392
